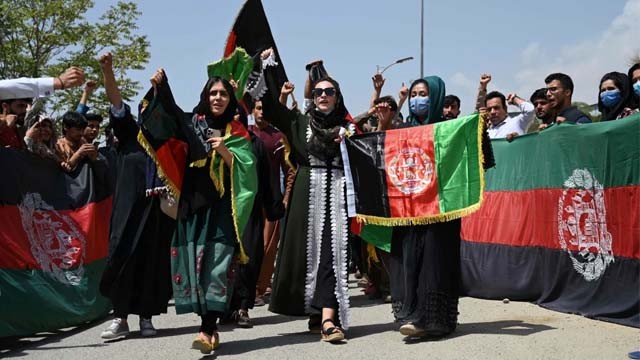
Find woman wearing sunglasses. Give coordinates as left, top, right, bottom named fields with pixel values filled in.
left=255, top=48, right=351, bottom=343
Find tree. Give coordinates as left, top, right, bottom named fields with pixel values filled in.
left=0, top=0, right=150, bottom=116
left=573, top=101, right=601, bottom=122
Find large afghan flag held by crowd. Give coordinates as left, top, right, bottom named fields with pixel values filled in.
left=344, top=113, right=484, bottom=226
left=461, top=114, right=640, bottom=328
left=0, top=149, right=112, bottom=336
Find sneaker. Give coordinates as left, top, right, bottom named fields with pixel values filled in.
left=139, top=318, right=157, bottom=337
left=399, top=322, right=426, bottom=337
left=101, top=318, right=130, bottom=339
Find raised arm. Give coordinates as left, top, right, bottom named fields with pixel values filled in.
left=475, top=73, right=491, bottom=111
left=369, top=73, right=385, bottom=108
left=76, top=80, right=97, bottom=114
left=258, top=48, right=299, bottom=139
left=99, top=52, right=122, bottom=110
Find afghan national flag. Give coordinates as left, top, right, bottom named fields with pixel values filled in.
left=461, top=114, right=640, bottom=328
left=344, top=113, right=484, bottom=226
left=0, top=149, right=112, bottom=337
left=137, top=79, right=257, bottom=264
left=208, top=47, right=255, bottom=101
left=224, top=0, right=288, bottom=98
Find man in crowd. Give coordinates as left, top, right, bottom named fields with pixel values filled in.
left=443, top=94, right=461, bottom=120
left=0, top=67, right=85, bottom=148
left=83, top=113, right=103, bottom=145
left=545, top=73, right=591, bottom=124
left=485, top=91, right=535, bottom=139
left=55, top=111, right=97, bottom=172
left=530, top=88, right=557, bottom=130
left=250, top=97, right=291, bottom=309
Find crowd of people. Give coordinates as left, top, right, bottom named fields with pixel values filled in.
left=1, top=45, right=639, bottom=354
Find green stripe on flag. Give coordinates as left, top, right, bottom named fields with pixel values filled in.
left=434, top=113, right=483, bottom=214
left=484, top=113, right=640, bottom=191
left=0, top=258, right=111, bottom=337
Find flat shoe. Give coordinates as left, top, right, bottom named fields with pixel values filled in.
left=191, top=336, right=213, bottom=354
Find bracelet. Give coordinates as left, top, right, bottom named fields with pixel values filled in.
left=57, top=77, right=65, bottom=90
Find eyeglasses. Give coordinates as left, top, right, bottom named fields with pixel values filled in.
left=312, top=87, right=336, bottom=98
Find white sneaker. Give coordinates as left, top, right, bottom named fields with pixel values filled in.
left=101, top=318, right=130, bottom=339
left=139, top=318, right=157, bottom=337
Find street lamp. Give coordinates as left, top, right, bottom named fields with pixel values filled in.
left=376, top=57, right=415, bottom=74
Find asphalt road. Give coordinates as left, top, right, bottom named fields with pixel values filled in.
left=1, top=278, right=638, bottom=360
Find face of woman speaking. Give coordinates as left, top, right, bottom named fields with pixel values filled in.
left=209, top=81, right=230, bottom=117
left=313, top=80, right=337, bottom=113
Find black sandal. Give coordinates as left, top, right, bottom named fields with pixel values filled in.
left=321, top=319, right=345, bottom=343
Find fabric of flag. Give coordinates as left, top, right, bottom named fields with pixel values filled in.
left=460, top=114, right=640, bottom=328
left=207, top=47, right=254, bottom=101
left=344, top=113, right=484, bottom=226
left=224, top=0, right=288, bottom=97
left=0, top=149, right=112, bottom=337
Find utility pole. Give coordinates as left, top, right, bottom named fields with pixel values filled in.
left=420, top=0, right=424, bottom=78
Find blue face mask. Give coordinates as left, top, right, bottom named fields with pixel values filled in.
left=409, top=96, right=430, bottom=117
left=600, top=89, right=621, bottom=108
left=633, top=81, right=640, bottom=97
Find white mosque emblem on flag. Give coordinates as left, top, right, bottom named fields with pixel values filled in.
left=387, top=147, right=434, bottom=195
left=557, top=169, right=614, bottom=281
left=18, top=193, right=86, bottom=286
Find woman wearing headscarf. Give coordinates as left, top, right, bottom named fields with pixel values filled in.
left=389, top=76, right=462, bottom=339
left=597, top=71, right=638, bottom=120
left=24, top=116, right=59, bottom=161
left=255, top=48, right=351, bottom=343
left=138, top=70, right=257, bottom=354
left=627, top=63, right=640, bottom=114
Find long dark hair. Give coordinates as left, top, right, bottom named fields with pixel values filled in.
left=597, top=72, right=632, bottom=121
left=192, top=77, right=238, bottom=125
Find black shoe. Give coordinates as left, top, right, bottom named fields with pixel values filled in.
left=308, top=314, right=321, bottom=333
left=236, top=310, right=253, bottom=328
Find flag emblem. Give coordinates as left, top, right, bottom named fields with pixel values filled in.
left=387, top=147, right=434, bottom=195
left=558, top=168, right=614, bottom=281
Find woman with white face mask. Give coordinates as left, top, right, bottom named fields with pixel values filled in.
left=597, top=71, right=638, bottom=121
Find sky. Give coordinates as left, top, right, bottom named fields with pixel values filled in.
left=91, top=0, right=639, bottom=116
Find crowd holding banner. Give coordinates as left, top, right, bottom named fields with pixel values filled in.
left=0, top=0, right=639, bottom=355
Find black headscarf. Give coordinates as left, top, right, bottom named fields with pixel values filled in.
left=628, top=63, right=640, bottom=110
left=597, top=72, right=633, bottom=121
left=307, top=77, right=349, bottom=162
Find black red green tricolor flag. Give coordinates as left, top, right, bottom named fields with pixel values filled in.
left=224, top=0, right=288, bottom=94
left=0, top=149, right=112, bottom=336
left=344, top=113, right=484, bottom=226
left=461, top=114, right=640, bottom=328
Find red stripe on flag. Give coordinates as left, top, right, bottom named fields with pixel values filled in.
left=229, top=119, right=251, bottom=141
left=461, top=186, right=639, bottom=259
left=156, top=138, right=188, bottom=193
left=224, top=31, right=237, bottom=57
left=384, top=125, right=440, bottom=218
left=0, top=197, right=112, bottom=269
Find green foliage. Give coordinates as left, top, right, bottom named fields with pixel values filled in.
left=0, top=0, right=149, bottom=117
left=573, top=101, right=601, bottom=122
